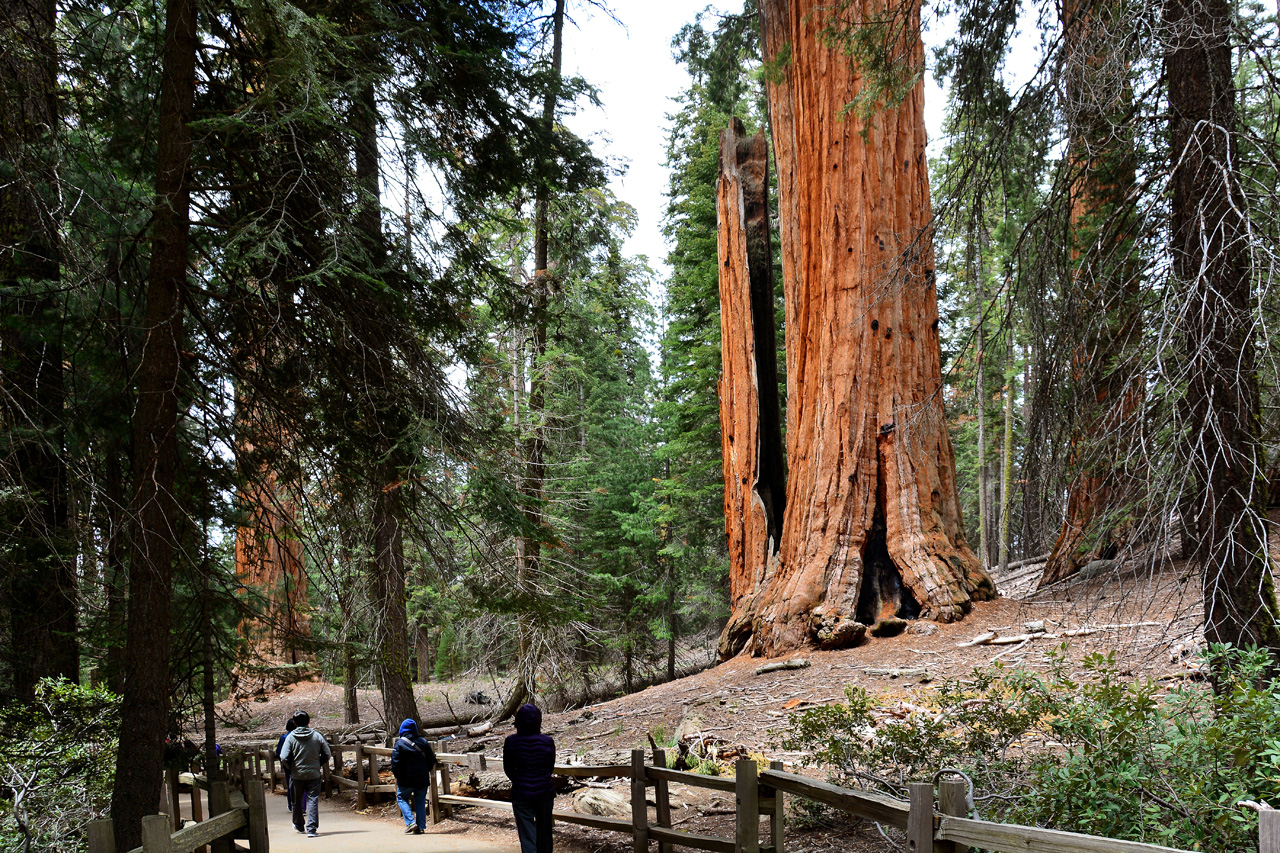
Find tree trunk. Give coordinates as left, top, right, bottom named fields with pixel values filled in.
left=233, top=405, right=310, bottom=672
left=716, top=119, right=787, bottom=658
left=0, top=0, right=77, bottom=697
left=511, top=0, right=567, bottom=704
left=110, top=0, right=196, bottom=847
left=1039, top=0, right=1141, bottom=587
left=736, top=0, right=993, bottom=657
left=997, top=335, right=1015, bottom=573
left=1166, top=0, right=1280, bottom=652
left=351, top=80, right=421, bottom=729
left=415, top=625, right=432, bottom=683
left=370, top=485, right=419, bottom=727
left=974, top=237, right=989, bottom=569
left=343, top=642, right=360, bottom=725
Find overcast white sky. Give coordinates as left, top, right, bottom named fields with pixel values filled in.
left=559, top=1, right=960, bottom=284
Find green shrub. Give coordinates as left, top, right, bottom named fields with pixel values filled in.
left=0, top=678, right=119, bottom=853
left=784, top=645, right=1280, bottom=852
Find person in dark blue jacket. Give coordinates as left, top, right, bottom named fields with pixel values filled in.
left=503, top=704, right=556, bottom=853
left=275, top=716, right=299, bottom=811
left=391, top=719, right=437, bottom=834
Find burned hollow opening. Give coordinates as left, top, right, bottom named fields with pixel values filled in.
left=855, top=493, right=922, bottom=625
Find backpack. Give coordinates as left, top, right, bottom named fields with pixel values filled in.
left=398, top=736, right=437, bottom=771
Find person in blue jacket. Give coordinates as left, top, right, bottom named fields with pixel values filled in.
left=275, top=715, right=299, bottom=811
left=503, top=704, right=556, bottom=853
left=390, top=719, right=437, bottom=834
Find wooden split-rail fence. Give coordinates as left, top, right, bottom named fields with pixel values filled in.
left=92, top=739, right=1280, bottom=853
left=226, top=739, right=1280, bottom=853
left=86, top=769, right=268, bottom=853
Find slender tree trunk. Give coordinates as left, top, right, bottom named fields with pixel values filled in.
left=1166, top=0, right=1280, bottom=653
left=974, top=239, right=989, bottom=569
left=110, top=0, right=196, bottom=846
left=416, top=626, right=431, bottom=683
left=997, top=333, right=1015, bottom=573
left=717, top=119, right=787, bottom=658
left=738, top=0, right=993, bottom=657
left=507, top=0, right=567, bottom=711
left=0, top=0, right=77, bottom=697
left=201, top=549, right=220, bottom=779
left=666, top=581, right=677, bottom=682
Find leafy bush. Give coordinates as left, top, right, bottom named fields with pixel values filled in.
left=0, top=679, right=119, bottom=853
left=784, top=645, right=1280, bottom=852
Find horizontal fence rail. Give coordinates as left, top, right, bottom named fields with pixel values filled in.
left=133, top=733, right=1280, bottom=853
left=87, top=775, right=266, bottom=853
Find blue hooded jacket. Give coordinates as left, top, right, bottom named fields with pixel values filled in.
left=503, top=704, right=556, bottom=802
left=391, top=719, right=437, bottom=789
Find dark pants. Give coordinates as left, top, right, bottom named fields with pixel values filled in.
left=513, top=796, right=554, bottom=853
left=292, top=777, right=323, bottom=834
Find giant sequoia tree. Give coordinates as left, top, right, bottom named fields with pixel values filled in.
left=722, top=0, right=993, bottom=658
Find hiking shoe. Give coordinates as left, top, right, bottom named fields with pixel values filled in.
left=306, top=832, right=318, bottom=838
left=413, top=826, right=424, bottom=835
left=405, top=826, right=417, bottom=834
left=294, top=826, right=305, bottom=834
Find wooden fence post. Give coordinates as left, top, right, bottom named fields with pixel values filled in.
left=937, top=779, right=968, bottom=853
left=429, top=741, right=443, bottom=825
left=631, top=749, right=649, bottom=853
left=245, top=775, right=269, bottom=853
left=440, top=760, right=453, bottom=818
left=370, top=747, right=381, bottom=806
left=355, top=743, right=367, bottom=810
left=140, top=814, right=172, bottom=853
left=767, top=760, right=784, bottom=853
left=209, top=780, right=233, bottom=853
left=87, top=818, right=115, bottom=853
left=652, top=748, right=672, bottom=853
left=1262, top=809, right=1280, bottom=853
left=166, top=767, right=182, bottom=831
left=266, top=749, right=276, bottom=793
left=735, top=758, right=759, bottom=853
left=190, top=779, right=204, bottom=823
left=907, top=782, right=935, bottom=853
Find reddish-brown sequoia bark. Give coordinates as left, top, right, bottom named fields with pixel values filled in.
left=723, top=0, right=993, bottom=658
left=233, top=444, right=310, bottom=668
left=718, top=120, right=786, bottom=633
left=1039, top=0, right=1140, bottom=588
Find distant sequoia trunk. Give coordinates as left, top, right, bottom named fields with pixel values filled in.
left=1039, top=0, right=1141, bottom=589
left=719, top=0, right=993, bottom=659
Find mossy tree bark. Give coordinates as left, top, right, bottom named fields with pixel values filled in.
left=725, top=0, right=993, bottom=658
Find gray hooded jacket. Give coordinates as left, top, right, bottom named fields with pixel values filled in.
left=280, top=726, right=332, bottom=781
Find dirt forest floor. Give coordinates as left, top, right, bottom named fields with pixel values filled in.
left=214, top=550, right=1211, bottom=853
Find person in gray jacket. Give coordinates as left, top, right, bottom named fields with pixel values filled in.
left=279, top=712, right=332, bottom=837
